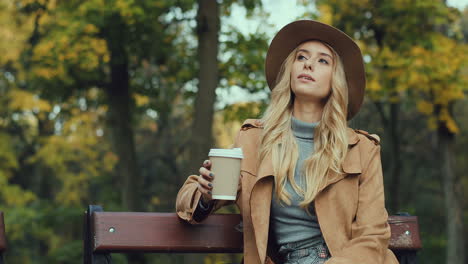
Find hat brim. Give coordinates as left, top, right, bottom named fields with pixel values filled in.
left=265, top=20, right=365, bottom=120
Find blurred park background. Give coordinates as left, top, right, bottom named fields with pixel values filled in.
left=0, top=0, right=467, bottom=263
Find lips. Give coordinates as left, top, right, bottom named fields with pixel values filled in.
left=297, top=73, right=315, bottom=81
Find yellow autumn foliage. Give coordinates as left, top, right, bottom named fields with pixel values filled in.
left=30, top=14, right=110, bottom=82
left=83, top=23, right=99, bottom=34
left=0, top=133, right=37, bottom=207
left=8, top=89, right=52, bottom=112
left=408, top=35, right=468, bottom=133
left=368, top=78, right=382, bottom=92
left=29, top=126, right=115, bottom=206
left=417, top=101, right=434, bottom=115
left=317, top=4, right=333, bottom=25
left=134, top=94, right=150, bottom=106
left=18, top=0, right=48, bottom=5
left=445, top=117, right=460, bottom=134
left=0, top=0, right=37, bottom=65
left=0, top=181, right=37, bottom=206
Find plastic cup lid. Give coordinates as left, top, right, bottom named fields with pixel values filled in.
left=208, top=148, right=244, bottom=159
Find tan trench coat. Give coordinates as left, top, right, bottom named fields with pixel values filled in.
left=176, top=119, right=399, bottom=264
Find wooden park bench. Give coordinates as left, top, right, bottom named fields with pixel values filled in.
left=0, top=212, right=6, bottom=264
left=83, top=205, right=421, bottom=264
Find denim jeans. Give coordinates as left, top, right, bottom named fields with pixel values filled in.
left=278, top=240, right=331, bottom=264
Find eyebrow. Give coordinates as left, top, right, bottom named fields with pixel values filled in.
left=297, top=49, right=333, bottom=60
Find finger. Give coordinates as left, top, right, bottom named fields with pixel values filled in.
left=199, top=167, right=214, bottom=181
left=197, top=183, right=213, bottom=198
left=202, top=160, right=212, bottom=170
left=198, top=176, right=213, bottom=190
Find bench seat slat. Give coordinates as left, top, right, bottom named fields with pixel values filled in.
left=92, top=212, right=421, bottom=253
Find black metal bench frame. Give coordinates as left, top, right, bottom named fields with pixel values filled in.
left=0, top=212, right=6, bottom=264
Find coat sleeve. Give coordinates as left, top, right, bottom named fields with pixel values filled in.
left=325, top=144, right=396, bottom=264
left=175, top=130, right=243, bottom=224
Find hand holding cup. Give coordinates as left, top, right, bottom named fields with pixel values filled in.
left=198, top=160, right=214, bottom=204
left=197, top=148, right=244, bottom=204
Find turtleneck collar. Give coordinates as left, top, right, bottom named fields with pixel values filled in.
left=291, top=116, right=319, bottom=140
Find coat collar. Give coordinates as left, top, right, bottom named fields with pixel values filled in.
left=255, top=127, right=361, bottom=180
left=347, top=127, right=360, bottom=146
left=342, top=127, right=361, bottom=174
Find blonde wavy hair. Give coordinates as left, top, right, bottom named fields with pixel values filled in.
left=259, top=40, right=349, bottom=209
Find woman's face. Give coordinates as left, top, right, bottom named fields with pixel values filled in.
left=290, top=40, right=334, bottom=102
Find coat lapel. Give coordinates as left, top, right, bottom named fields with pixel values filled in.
left=249, top=150, right=274, bottom=263
left=250, top=176, right=273, bottom=263
left=256, top=151, right=274, bottom=181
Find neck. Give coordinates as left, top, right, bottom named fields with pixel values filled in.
left=292, top=98, right=324, bottom=123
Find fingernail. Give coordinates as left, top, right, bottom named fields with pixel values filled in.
left=208, top=191, right=212, bottom=195
left=209, top=173, right=214, bottom=178
left=204, top=160, right=209, bottom=165
left=208, top=183, right=213, bottom=188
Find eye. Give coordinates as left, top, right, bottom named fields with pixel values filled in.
left=319, top=58, right=330, bottom=65
left=297, top=54, right=307, bottom=61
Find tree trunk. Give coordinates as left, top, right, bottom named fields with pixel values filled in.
left=388, top=102, right=401, bottom=212
left=103, top=14, right=141, bottom=212
left=434, top=2, right=466, bottom=261
left=184, top=1, right=220, bottom=263
left=187, top=0, right=220, bottom=174
left=104, top=13, right=145, bottom=264
left=373, top=100, right=401, bottom=213
left=438, top=121, right=465, bottom=264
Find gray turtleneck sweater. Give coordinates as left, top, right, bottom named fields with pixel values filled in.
left=270, top=117, right=324, bottom=249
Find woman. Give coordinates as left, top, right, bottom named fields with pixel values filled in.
left=176, top=20, right=399, bottom=264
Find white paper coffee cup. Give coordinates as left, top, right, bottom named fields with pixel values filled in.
left=208, top=148, right=243, bottom=200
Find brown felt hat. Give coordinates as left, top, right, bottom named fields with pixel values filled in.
left=265, top=20, right=366, bottom=120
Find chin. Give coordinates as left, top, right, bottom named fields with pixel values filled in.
left=294, top=90, right=323, bottom=99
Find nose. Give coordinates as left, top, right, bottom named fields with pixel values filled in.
left=304, top=59, right=314, bottom=70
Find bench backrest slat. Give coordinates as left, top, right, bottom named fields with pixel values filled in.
left=91, top=212, right=421, bottom=253
left=93, top=212, right=242, bottom=253
left=388, top=215, right=421, bottom=251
